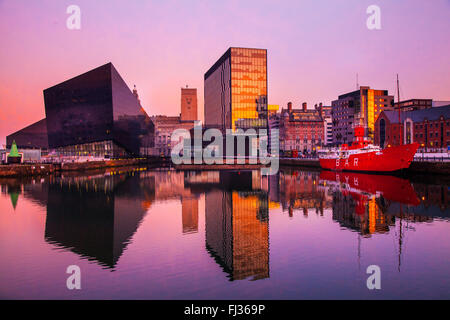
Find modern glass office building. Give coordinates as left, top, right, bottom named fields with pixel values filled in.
left=43, top=63, right=154, bottom=157
left=331, top=86, right=394, bottom=144
left=204, top=47, right=268, bottom=132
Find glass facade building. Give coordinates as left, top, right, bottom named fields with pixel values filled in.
left=43, top=63, right=154, bottom=157
left=204, top=47, right=268, bottom=131
left=331, top=86, right=393, bottom=144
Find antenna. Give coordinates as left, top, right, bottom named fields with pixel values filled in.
left=356, top=73, right=359, bottom=90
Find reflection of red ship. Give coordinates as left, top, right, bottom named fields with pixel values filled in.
left=318, top=126, right=419, bottom=172
left=319, top=171, right=420, bottom=210
left=320, top=162, right=420, bottom=272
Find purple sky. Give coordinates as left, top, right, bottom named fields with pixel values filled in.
left=0, top=0, right=449, bottom=146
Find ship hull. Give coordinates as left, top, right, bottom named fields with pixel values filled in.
left=319, top=143, right=419, bottom=172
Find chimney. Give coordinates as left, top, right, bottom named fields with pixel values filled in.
left=319, top=103, right=323, bottom=117
left=287, top=102, right=292, bottom=113
left=302, top=102, right=307, bottom=112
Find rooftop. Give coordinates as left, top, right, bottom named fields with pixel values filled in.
left=382, top=105, right=450, bottom=123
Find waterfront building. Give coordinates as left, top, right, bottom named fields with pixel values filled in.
left=0, top=149, right=6, bottom=164
left=43, top=62, right=154, bottom=158
left=150, top=115, right=196, bottom=156
left=268, top=104, right=279, bottom=116
left=279, top=102, right=324, bottom=153
left=331, top=86, right=394, bottom=145
left=374, top=105, right=450, bottom=149
left=268, top=111, right=280, bottom=154
left=394, top=98, right=432, bottom=111
left=149, top=87, right=198, bottom=156
left=315, top=103, right=333, bottom=146
left=433, top=101, right=450, bottom=107
left=204, top=47, right=268, bottom=132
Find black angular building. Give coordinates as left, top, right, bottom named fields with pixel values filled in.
left=43, top=62, right=154, bottom=157
left=6, top=118, right=48, bottom=149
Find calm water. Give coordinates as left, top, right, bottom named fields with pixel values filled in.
left=0, top=167, right=449, bottom=299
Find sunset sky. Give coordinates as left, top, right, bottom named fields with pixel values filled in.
left=0, top=0, right=449, bottom=146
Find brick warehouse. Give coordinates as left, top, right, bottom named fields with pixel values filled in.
left=374, top=105, right=450, bottom=149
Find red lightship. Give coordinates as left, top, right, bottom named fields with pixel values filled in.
left=318, top=126, right=419, bottom=172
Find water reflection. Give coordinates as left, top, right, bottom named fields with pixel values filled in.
left=319, top=171, right=420, bottom=236
left=276, top=169, right=331, bottom=217
left=44, top=172, right=154, bottom=269
left=0, top=166, right=449, bottom=289
left=186, top=171, right=269, bottom=281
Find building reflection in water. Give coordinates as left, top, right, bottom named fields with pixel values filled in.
left=1, top=169, right=204, bottom=269
left=1, top=166, right=448, bottom=275
left=44, top=170, right=156, bottom=269
left=317, top=170, right=441, bottom=236
left=182, top=198, right=199, bottom=234
left=149, top=169, right=200, bottom=234
left=276, top=168, right=332, bottom=218
left=0, top=176, right=52, bottom=210
left=186, top=171, right=270, bottom=281
left=316, top=170, right=450, bottom=271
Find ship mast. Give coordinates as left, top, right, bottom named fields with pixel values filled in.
left=397, top=74, right=402, bottom=145
left=398, top=204, right=404, bottom=272
left=357, top=233, right=361, bottom=271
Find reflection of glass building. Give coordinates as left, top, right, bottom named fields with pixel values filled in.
left=203, top=171, right=269, bottom=281
left=43, top=63, right=154, bottom=157
left=43, top=173, right=155, bottom=269
left=204, top=47, right=268, bottom=131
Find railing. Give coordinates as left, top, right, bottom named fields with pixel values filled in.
left=280, top=155, right=319, bottom=160
left=413, top=154, right=450, bottom=162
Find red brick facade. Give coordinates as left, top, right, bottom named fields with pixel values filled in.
left=280, top=103, right=324, bottom=153
left=374, top=106, right=450, bottom=150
